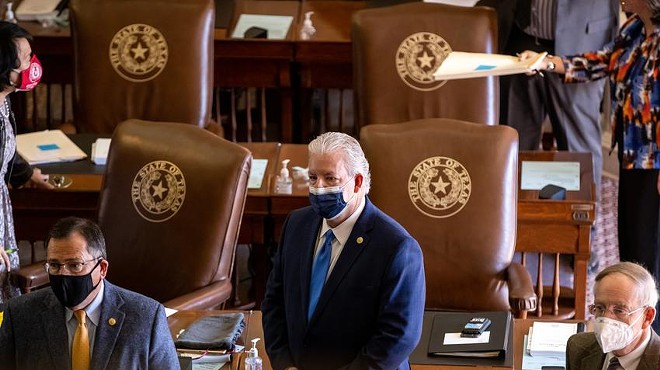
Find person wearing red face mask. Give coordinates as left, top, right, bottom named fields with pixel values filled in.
left=0, top=21, right=53, bottom=306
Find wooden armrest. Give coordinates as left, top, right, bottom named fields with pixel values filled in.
left=13, top=262, right=49, bottom=293
left=506, top=262, right=537, bottom=318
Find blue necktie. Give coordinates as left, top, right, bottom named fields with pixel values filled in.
left=308, top=229, right=334, bottom=321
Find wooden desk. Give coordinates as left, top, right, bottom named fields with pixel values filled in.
left=169, top=310, right=272, bottom=370
left=169, top=311, right=542, bottom=370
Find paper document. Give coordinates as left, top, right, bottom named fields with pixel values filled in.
left=520, top=161, right=580, bottom=191
left=434, top=51, right=547, bottom=80
left=16, top=130, right=87, bottom=165
left=248, top=159, right=268, bottom=189
left=443, top=332, right=491, bottom=345
left=91, top=138, right=111, bottom=165
left=521, top=335, right=565, bottom=370
left=231, top=14, right=294, bottom=40
left=423, top=0, right=480, bottom=6
left=528, top=321, right=578, bottom=357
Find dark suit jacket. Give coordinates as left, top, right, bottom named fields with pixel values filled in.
left=0, top=280, right=179, bottom=370
left=566, top=330, right=660, bottom=370
left=262, top=197, right=426, bottom=370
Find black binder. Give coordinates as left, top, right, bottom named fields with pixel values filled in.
left=410, top=311, right=513, bottom=367
left=428, top=311, right=511, bottom=357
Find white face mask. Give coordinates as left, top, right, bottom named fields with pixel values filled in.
left=592, top=312, right=645, bottom=353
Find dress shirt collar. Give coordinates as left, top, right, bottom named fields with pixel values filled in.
left=65, top=279, right=105, bottom=327
left=320, top=195, right=365, bottom=247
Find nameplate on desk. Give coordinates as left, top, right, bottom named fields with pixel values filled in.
left=521, top=161, right=580, bottom=191
left=231, top=14, right=293, bottom=40
left=248, top=159, right=268, bottom=189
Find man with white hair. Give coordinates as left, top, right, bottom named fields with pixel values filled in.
left=567, top=262, right=660, bottom=369
left=262, top=132, right=426, bottom=370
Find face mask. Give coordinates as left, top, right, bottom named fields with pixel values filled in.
left=309, top=178, right=354, bottom=220
left=12, top=54, right=42, bottom=91
left=49, top=260, right=102, bottom=308
left=593, top=312, right=645, bottom=353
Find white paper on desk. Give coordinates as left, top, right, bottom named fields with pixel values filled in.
left=16, top=129, right=87, bottom=165
left=91, top=138, right=111, bottom=165
left=423, top=0, right=480, bottom=6
left=434, top=51, right=546, bottom=80
left=521, top=335, right=565, bottom=370
left=443, top=331, right=491, bottom=345
left=164, top=307, right=178, bottom=317
left=231, top=14, right=294, bottom=40
left=248, top=159, right=268, bottom=189
left=193, top=363, right=225, bottom=370
left=521, top=161, right=580, bottom=191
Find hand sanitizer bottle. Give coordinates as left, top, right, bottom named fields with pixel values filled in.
left=244, top=338, right=263, bottom=370
left=275, top=159, right=292, bottom=194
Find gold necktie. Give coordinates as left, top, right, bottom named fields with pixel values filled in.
left=72, top=310, right=90, bottom=370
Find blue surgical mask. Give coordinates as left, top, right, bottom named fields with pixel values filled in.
left=309, top=179, right=354, bottom=220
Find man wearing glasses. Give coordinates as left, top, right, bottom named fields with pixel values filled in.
left=566, top=262, right=660, bottom=370
left=0, top=217, right=179, bottom=369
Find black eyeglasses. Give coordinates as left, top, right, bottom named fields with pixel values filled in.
left=44, top=258, right=101, bottom=274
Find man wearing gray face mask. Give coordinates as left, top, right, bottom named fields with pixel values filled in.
left=566, top=262, right=660, bottom=370
left=0, top=217, right=179, bottom=370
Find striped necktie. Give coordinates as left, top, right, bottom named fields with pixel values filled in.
left=607, top=357, right=621, bottom=370
left=72, top=310, right=90, bottom=370
left=308, top=229, right=334, bottom=321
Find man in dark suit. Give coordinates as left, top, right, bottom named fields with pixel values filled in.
left=567, top=262, right=660, bottom=370
left=262, top=132, right=426, bottom=370
left=0, top=217, right=179, bottom=370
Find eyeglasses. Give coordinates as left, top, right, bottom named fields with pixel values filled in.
left=588, top=303, right=648, bottom=320
left=44, top=258, right=101, bottom=274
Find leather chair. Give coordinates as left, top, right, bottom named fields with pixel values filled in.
left=352, top=2, right=498, bottom=129
left=69, top=0, right=215, bottom=134
left=97, top=119, right=251, bottom=310
left=360, top=118, right=536, bottom=318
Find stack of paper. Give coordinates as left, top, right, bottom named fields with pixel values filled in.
left=16, top=130, right=87, bottom=165
left=527, top=321, right=578, bottom=357
left=91, top=138, right=112, bottom=165
left=434, top=51, right=547, bottom=80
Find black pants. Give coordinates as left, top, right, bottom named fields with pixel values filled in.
left=618, top=168, right=660, bottom=331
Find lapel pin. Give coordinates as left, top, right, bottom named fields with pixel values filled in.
left=356, top=237, right=364, bottom=244
left=108, top=318, right=117, bottom=326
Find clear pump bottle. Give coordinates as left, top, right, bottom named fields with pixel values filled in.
left=244, top=338, right=263, bottom=370
left=275, top=159, right=292, bottom=194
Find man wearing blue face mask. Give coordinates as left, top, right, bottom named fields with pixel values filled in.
left=0, top=217, right=179, bottom=369
left=566, top=262, right=660, bottom=370
left=262, top=132, right=426, bottom=370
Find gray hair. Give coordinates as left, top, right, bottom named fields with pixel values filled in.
left=650, top=0, right=660, bottom=24
left=595, top=261, right=659, bottom=308
left=308, top=132, right=371, bottom=193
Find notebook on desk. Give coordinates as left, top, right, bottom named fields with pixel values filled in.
left=410, top=311, right=513, bottom=367
left=428, top=311, right=511, bottom=358
left=16, top=130, right=87, bottom=165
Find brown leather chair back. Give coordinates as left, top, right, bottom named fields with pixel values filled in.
left=69, top=0, right=214, bottom=133
left=98, top=119, right=251, bottom=310
left=361, top=118, right=518, bottom=311
left=352, top=2, right=498, bottom=128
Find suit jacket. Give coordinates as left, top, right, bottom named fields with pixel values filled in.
left=566, top=330, right=660, bottom=370
left=261, top=197, right=426, bottom=370
left=0, top=280, right=179, bottom=370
